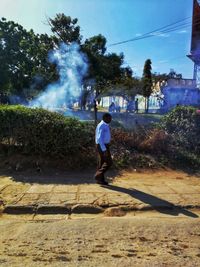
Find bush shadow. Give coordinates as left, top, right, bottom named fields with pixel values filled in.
left=0, top=169, right=119, bottom=185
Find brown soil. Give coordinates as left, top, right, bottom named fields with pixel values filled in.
left=0, top=212, right=200, bottom=267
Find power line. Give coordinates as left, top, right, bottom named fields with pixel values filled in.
left=109, top=17, right=192, bottom=46
left=158, top=56, right=187, bottom=64
left=109, top=16, right=192, bottom=47
left=125, top=55, right=189, bottom=72
left=150, top=18, right=200, bottom=37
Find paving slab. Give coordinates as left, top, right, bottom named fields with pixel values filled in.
left=26, top=185, right=54, bottom=194
left=179, top=194, right=200, bottom=207
left=76, top=192, right=107, bottom=205
left=0, top=184, right=10, bottom=192
left=106, top=193, right=139, bottom=206
left=166, top=182, right=200, bottom=194
left=79, top=184, right=111, bottom=193
left=0, top=184, right=30, bottom=197
left=49, top=193, right=76, bottom=205
left=16, top=193, right=40, bottom=205
left=36, top=193, right=52, bottom=204
left=147, top=184, right=175, bottom=194
left=52, top=185, right=78, bottom=193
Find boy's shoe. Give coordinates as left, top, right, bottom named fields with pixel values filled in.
left=95, top=178, right=109, bottom=185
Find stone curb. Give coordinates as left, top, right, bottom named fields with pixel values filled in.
left=36, top=204, right=70, bottom=214
left=2, top=203, right=200, bottom=215
left=2, top=204, right=104, bottom=215
left=3, top=205, right=36, bottom=214
left=71, top=204, right=104, bottom=214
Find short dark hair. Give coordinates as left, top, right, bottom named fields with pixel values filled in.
left=102, top=113, right=112, bottom=120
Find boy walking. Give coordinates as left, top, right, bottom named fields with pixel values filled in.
left=94, top=113, right=112, bottom=185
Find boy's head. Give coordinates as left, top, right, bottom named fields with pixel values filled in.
left=102, top=113, right=112, bottom=124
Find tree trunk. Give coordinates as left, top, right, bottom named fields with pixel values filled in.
left=144, top=97, right=150, bottom=113
left=93, top=100, right=98, bottom=126
left=146, top=97, right=149, bottom=113
left=145, top=97, right=147, bottom=113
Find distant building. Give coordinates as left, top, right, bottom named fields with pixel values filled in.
left=161, top=1, right=200, bottom=112
left=99, top=77, right=200, bottom=113
left=100, top=96, right=127, bottom=110
left=160, top=78, right=200, bottom=112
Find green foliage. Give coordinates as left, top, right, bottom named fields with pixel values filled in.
left=142, top=59, right=152, bottom=97
left=111, top=106, right=200, bottom=170
left=154, top=106, right=200, bottom=170
left=82, top=34, right=128, bottom=97
left=0, top=18, right=31, bottom=93
left=0, top=105, right=94, bottom=158
left=160, top=106, right=200, bottom=153
left=0, top=18, right=56, bottom=98
left=84, top=34, right=107, bottom=55
left=48, top=14, right=81, bottom=44
left=0, top=105, right=160, bottom=170
left=1, top=105, right=200, bottom=171
left=141, top=59, right=152, bottom=113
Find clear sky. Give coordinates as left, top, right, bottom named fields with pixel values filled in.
left=0, top=0, right=194, bottom=78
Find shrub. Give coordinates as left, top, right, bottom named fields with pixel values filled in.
left=139, top=129, right=171, bottom=154
left=160, top=106, right=200, bottom=154
left=111, top=127, right=161, bottom=168
left=0, top=105, right=94, bottom=158
left=111, top=127, right=148, bottom=151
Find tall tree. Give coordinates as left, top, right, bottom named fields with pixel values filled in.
left=0, top=17, right=58, bottom=100
left=142, top=59, right=152, bottom=113
left=48, top=14, right=81, bottom=44
left=82, top=35, right=124, bottom=100
left=84, top=34, right=106, bottom=55
left=0, top=18, right=35, bottom=96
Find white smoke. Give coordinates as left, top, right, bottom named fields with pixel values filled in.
left=30, top=42, right=88, bottom=109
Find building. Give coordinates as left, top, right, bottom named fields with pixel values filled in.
left=160, top=78, right=200, bottom=112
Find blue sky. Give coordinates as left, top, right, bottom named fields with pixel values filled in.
left=0, top=0, right=194, bottom=78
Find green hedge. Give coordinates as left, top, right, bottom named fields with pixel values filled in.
left=0, top=105, right=94, bottom=157
left=2, top=104, right=200, bottom=171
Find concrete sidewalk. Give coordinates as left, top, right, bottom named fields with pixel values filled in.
left=0, top=170, right=200, bottom=216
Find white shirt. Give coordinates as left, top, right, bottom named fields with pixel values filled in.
left=95, top=120, right=111, bottom=152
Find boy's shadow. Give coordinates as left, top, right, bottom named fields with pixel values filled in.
left=105, top=185, right=198, bottom=218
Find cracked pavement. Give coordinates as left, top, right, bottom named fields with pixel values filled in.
left=0, top=169, right=200, bottom=215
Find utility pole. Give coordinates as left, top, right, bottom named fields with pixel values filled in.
left=93, top=99, right=98, bottom=126
left=187, top=0, right=200, bottom=87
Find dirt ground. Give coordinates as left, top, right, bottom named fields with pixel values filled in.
left=0, top=211, right=200, bottom=267
left=0, top=169, right=200, bottom=266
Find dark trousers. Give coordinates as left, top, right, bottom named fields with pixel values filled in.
left=94, top=144, right=112, bottom=181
